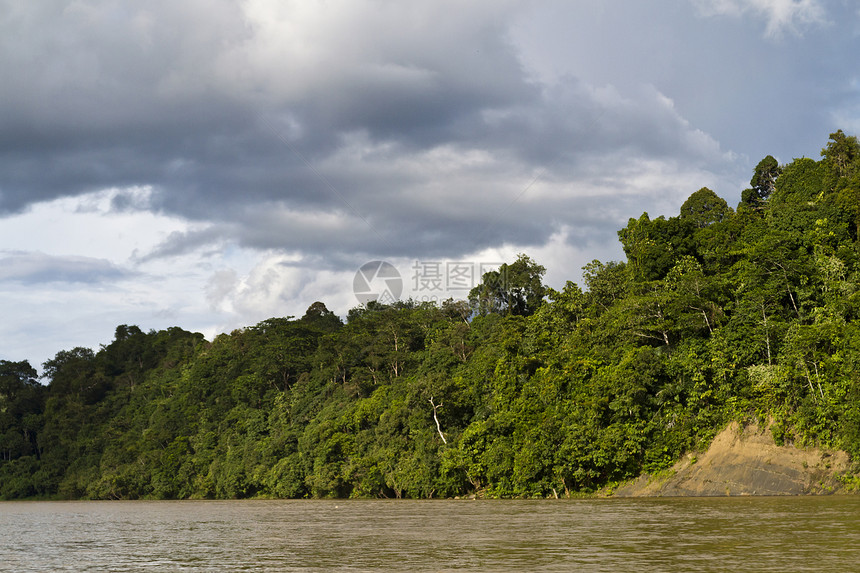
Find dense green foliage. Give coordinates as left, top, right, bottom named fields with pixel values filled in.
left=3, top=132, right=860, bottom=499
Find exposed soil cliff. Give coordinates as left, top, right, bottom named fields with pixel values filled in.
left=612, top=421, right=852, bottom=497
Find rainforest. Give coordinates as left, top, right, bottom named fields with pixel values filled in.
left=2, top=131, right=860, bottom=500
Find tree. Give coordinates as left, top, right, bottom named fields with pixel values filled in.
left=469, top=254, right=546, bottom=317
left=42, top=347, right=99, bottom=400
left=821, top=129, right=860, bottom=179
left=820, top=130, right=860, bottom=240
left=742, top=155, right=781, bottom=209
left=0, top=361, right=43, bottom=463
left=663, top=256, right=724, bottom=336
left=301, top=302, right=343, bottom=332
left=617, top=213, right=695, bottom=281
left=679, top=187, right=732, bottom=229
left=582, top=260, right=628, bottom=313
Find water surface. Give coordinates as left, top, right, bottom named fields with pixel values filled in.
left=2, top=497, right=859, bottom=571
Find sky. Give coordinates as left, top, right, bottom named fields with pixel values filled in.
left=1, top=0, right=859, bottom=371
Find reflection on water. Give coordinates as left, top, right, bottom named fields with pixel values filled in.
left=1, top=497, right=859, bottom=572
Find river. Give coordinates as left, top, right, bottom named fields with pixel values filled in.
left=2, top=497, right=859, bottom=571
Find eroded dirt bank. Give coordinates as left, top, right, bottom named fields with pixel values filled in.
left=612, top=421, right=852, bottom=497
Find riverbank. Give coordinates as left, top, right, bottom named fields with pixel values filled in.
left=610, top=421, right=855, bottom=497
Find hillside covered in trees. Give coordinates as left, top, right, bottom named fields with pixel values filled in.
left=3, top=131, right=860, bottom=500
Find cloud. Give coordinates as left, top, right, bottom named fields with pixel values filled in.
left=0, top=251, right=130, bottom=284
left=0, top=187, right=193, bottom=267
left=130, top=76, right=735, bottom=268
left=203, top=253, right=358, bottom=331
left=0, top=2, right=729, bottom=237
left=692, top=0, right=827, bottom=37
left=3, top=0, right=855, bottom=369
left=0, top=1, right=533, bottom=211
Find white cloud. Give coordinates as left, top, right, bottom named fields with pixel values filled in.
left=206, top=253, right=358, bottom=330
left=0, top=187, right=189, bottom=262
left=693, top=0, right=827, bottom=37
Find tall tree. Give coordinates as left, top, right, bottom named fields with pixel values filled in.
left=469, top=254, right=546, bottom=317
left=742, top=155, right=782, bottom=209
left=821, top=129, right=860, bottom=179
left=679, top=187, right=732, bottom=229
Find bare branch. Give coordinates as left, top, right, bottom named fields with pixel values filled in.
left=429, top=397, right=447, bottom=444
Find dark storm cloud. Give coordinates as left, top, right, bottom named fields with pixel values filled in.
left=2, top=0, right=847, bottom=275
left=0, top=2, right=537, bottom=219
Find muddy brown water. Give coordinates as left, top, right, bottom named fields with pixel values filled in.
left=2, top=497, right=859, bottom=571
